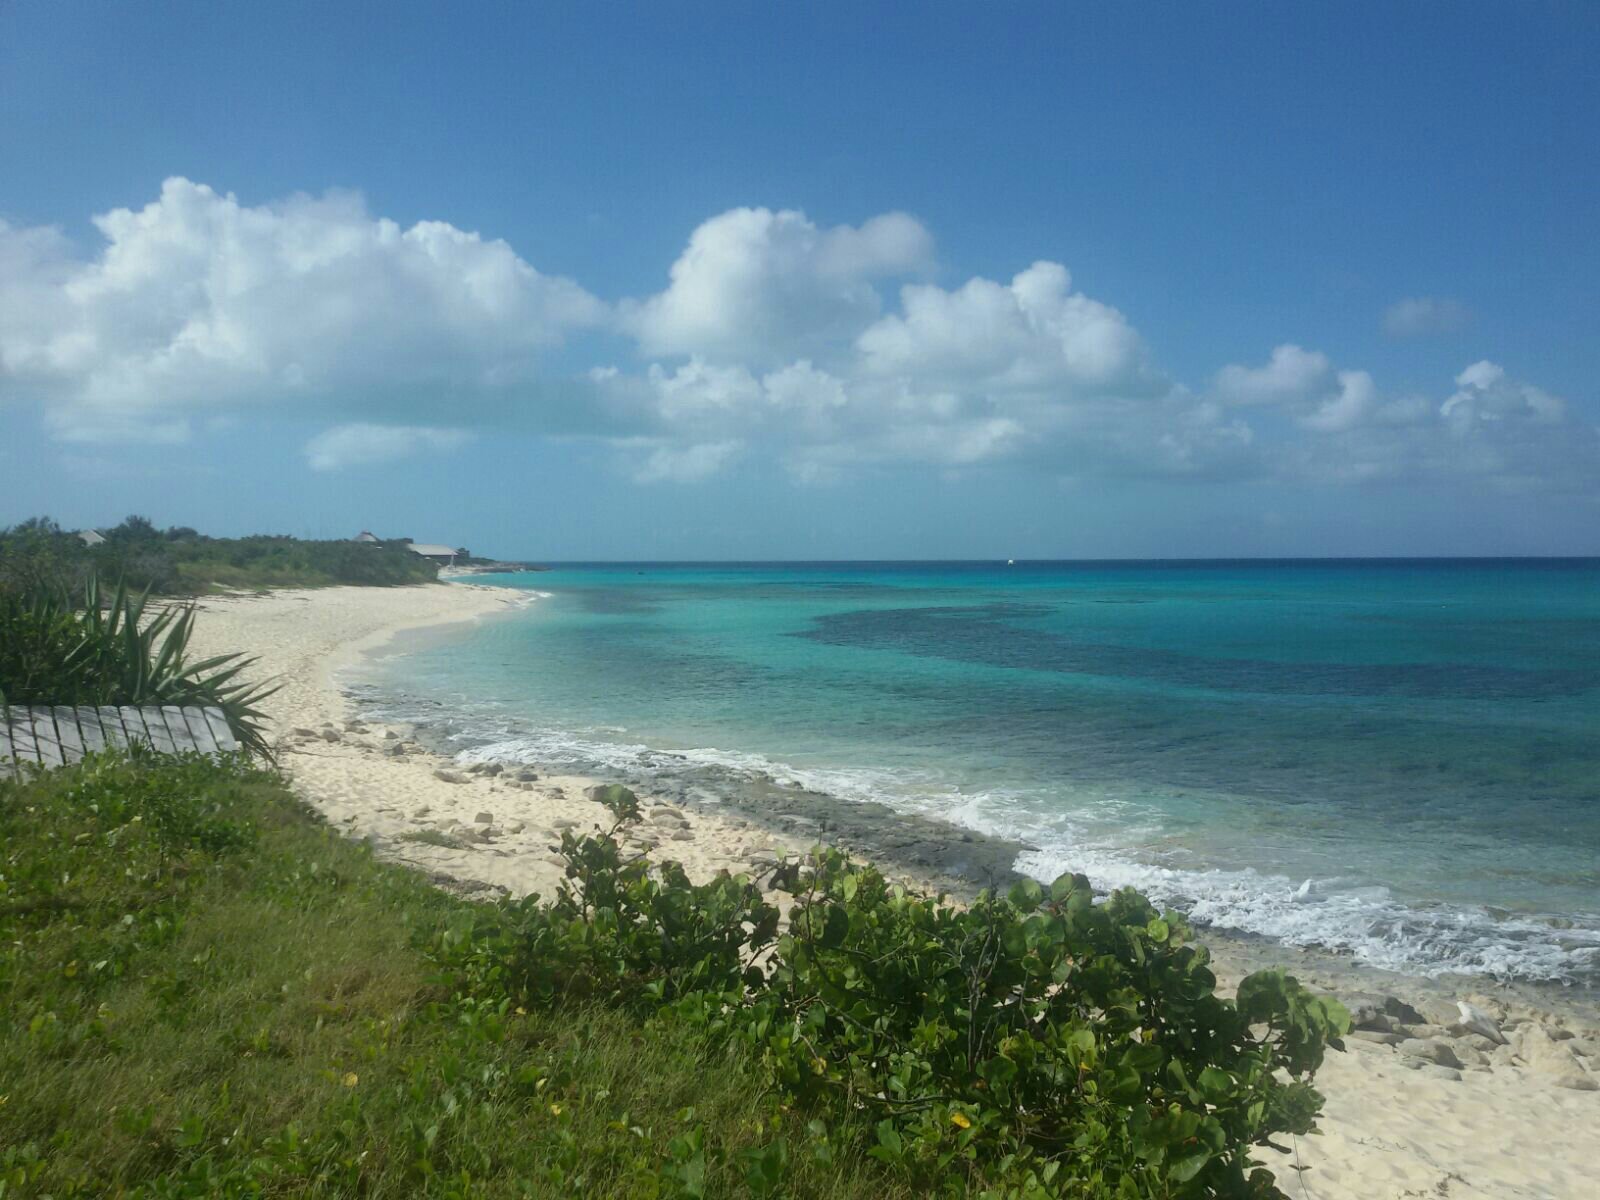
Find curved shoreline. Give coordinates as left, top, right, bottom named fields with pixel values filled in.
left=192, top=581, right=1600, bottom=1200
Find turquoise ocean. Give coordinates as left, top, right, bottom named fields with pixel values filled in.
left=355, top=560, right=1600, bottom=989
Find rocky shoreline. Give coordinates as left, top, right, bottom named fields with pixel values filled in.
left=189, top=584, right=1600, bottom=1199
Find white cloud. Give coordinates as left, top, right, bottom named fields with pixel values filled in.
left=303, top=423, right=472, bottom=470
left=1213, top=344, right=1332, bottom=405
left=1440, top=360, right=1564, bottom=428
left=620, top=207, right=932, bottom=363
left=1384, top=296, right=1471, bottom=338
left=1300, top=370, right=1377, bottom=433
left=0, top=178, right=605, bottom=442
left=631, top=439, right=743, bottom=483
left=857, top=261, right=1158, bottom=395
left=1278, top=360, right=1596, bottom=488
left=3, top=181, right=1594, bottom=499
left=644, top=358, right=764, bottom=423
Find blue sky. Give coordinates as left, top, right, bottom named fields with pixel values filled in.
left=2, top=1, right=1596, bottom=558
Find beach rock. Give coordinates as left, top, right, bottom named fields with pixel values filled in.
left=1398, top=1023, right=1449, bottom=1040
left=414, top=805, right=431, bottom=817
left=433, top=769, right=469, bottom=784
left=1519, top=1025, right=1598, bottom=1090
left=1348, top=1030, right=1405, bottom=1046
left=1346, top=993, right=1427, bottom=1029
left=384, top=730, right=399, bottom=740
left=320, top=729, right=341, bottom=742
left=509, top=822, right=526, bottom=835
left=515, top=769, right=538, bottom=782
left=553, top=819, right=579, bottom=830
left=474, top=812, right=494, bottom=824
left=343, top=720, right=367, bottom=732
left=1419, top=999, right=1459, bottom=1027
left=1397, top=1038, right=1462, bottom=1069
left=1416, top=1064, right=1463, bottom=1082
left=586, top=784, right=641, bottom=807
left=670, top=829, right=694, bottom=841
left=481, top=763, right=503, bottom=777
left=1490, top=1043, right=1522, bottom=1070
left=1351, top=1011, right=1398, bottom=1034
left=291, top=726, right=318, bottom=738
left=385, top=744, right=406, bottom=757
left=1452, top=1001, right=1508, bottom=1045
left=1344, top=1035, right=1390, bottom=1055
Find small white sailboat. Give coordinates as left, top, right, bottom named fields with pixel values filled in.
left=1007, top=558, right=1015, bottom=565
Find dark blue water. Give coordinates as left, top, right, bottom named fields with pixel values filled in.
left=360, top=560, right=1600, bottom=986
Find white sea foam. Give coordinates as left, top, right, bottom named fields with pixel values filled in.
left=362, top=696, right=1600, bottom=987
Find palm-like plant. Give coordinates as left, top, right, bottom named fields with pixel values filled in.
left=0, top=573, right=278, bottom=756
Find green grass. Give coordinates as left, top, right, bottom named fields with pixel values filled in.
left=0, top=754, right=903, bottom=1199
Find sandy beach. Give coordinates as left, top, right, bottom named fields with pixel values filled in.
left=190, top=582, right=1600, bottom=1200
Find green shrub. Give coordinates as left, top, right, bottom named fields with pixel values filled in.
left=0, top=516, right=440, bottom=597
left=432, top=791, right=1350, bottom=1199
left=0, top=756, right=909, bottom=1199
left=0, top=573, right=278, bottom=754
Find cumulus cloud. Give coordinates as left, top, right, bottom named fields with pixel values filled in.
left=858, top=262, right=1160, bottom=395
left=303, top=423, right=472, bottom=471
left=631, top=439, right=743, bottom=483
left=1213, top=344, right=1332, bottom=405
left=1276, top=359, right=1597, bottom=488
left=0, top=177, right=605, bottom=442
left=3, top=180, right=1594, bottom=497
left=1299, top=370, right=1377, bottom=433
left=1384, top=296, right=1472, bottom=338
left=620, top=207, right=932, bottom=363
left=1440, top=360, right=1564, bottom=428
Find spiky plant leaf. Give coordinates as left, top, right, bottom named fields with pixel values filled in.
left=0, top=571, right=279, bottom=755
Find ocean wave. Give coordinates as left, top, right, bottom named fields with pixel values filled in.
left=353, top=691, right=1600, bottom=987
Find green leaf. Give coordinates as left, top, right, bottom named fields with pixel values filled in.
left=1008, top=878, right=1044, bottom=912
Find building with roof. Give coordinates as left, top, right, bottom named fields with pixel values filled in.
left=353, top=530, right=381, bottom=544
left=407, top=543, right=467, bottom=565
left=76, top=530, right=105, bottom=547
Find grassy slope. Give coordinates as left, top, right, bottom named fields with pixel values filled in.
left=0, top=755, right=900, bottom=1199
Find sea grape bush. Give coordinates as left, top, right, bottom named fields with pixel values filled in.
left=432, top=790, right=1350, bottom=1199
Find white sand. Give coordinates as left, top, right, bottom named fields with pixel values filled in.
left=190, top=583, right=1600, bottom=1200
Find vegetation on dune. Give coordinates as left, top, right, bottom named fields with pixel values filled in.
left=0, top=515, right=439, bottom=596
left=0, top=572, right=277, bottom=755
left=0, top=757, right=1348, bottom=1198
left=438, top=787, right=1350, bottom=1198
left=0, top=755, right=915, bottom=1199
